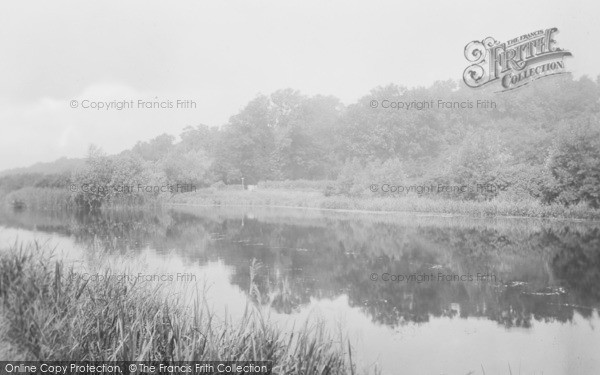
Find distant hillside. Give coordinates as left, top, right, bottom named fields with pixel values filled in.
left=0, top=157, right=85, bottom=177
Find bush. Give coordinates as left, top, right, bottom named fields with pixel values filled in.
left=431, top=131, right=512, bottom=201
left=72, top=148, right=156, bottom=209
left=544, top=116, right=600, bottom=208
left=327, top=158, right=406, bottom=197
left=160, top=149, right=214, bottom=187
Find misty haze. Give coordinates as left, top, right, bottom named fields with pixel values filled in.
left=1, top=1, right=599, bottom=375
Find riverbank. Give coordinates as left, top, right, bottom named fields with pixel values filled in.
left=0, top=244, right=356, bottom=373
left=3, top=185, right=600, bottom=221
left=169, top=187, right=600, bottom=221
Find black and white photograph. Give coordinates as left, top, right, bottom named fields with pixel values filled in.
left=1, top=1, right=599, bottom=374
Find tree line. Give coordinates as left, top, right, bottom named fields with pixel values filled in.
left=1, top=75, right=599, bottom=209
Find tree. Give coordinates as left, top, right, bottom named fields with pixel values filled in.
left=132, top=134, right=175, bottom=162
left=179, top=124, right=216, bottom=154
left=438, top=130, right=512, bottom=200
left=160, top=149, right=213, bottom=186
left=213, top=95, right=275, bottom=184
left=544, top=115, right=600, bottom=208
left=72, top=145, right=115, bottom=209
left=72, top=146, right=154, bottom=209
left=270, top=90, right=341, bottom=179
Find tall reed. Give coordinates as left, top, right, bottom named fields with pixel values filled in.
left=0, top=242, right=360, bottom=374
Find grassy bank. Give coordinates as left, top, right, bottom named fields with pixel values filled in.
left=4, top=184, right=599, bottom=221
left=0, top=243, right=357, bottom=374
left=170, top=187, right=600, bottom=221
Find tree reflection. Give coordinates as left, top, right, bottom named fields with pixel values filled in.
left=1, top=207, right=598, bottom=328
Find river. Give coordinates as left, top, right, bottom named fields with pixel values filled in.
left=0, top=206, right=599, bottom=374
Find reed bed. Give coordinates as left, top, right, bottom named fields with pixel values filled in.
left=0, top=242, right=358, bottom=374
left=3, top=187, right=75, bottom=210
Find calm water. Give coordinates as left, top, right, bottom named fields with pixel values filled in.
left=1, top=206, right=599, bottom=374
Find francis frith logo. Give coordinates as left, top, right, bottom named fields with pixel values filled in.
left=463, top=28, right=572, bottom=92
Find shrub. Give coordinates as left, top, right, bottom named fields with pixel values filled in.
left=544, top=116, right=600, bottom=208
left=328, top=158, right=406, bottom=197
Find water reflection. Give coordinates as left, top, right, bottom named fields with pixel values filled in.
left=1, top=206, right=598, bottom=331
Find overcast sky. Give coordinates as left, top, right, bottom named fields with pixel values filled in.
left=1, top=0, right=599, bottom=171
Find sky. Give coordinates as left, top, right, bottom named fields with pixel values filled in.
left=1, top=0, right=599, bottom=171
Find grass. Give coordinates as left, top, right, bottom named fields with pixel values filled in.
left=0, top=242, right=360, bottom=374
left=257, top=180, right=333, bottom=191
left=5, top=183, right=600, bottom=221
left=319, top=195, right=600, bottom=220
left=170, top=186, right=600, bottom=221
left=170, top=188, right=323, bottom=209
left=3, top=187, right=76, bottom=210
left=1, top=187, right=162, bottom=211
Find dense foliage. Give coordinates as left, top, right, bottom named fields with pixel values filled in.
left=1, top=75, right=599, bottom=209
left=126, top=76, right=600, bottom=207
